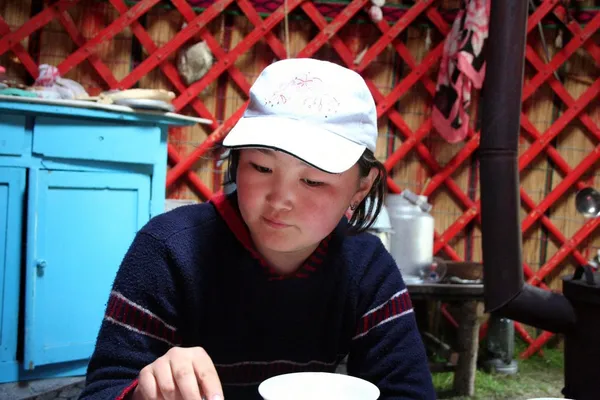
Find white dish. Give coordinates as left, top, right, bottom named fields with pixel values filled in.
left=258, top=372, right=380, bottom=400
left=113, top=98, right=175, bottom=112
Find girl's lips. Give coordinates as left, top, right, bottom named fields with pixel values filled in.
left=262, top=216, right=290, bottom=229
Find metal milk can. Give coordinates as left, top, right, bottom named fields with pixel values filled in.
left=385, top=189, right=434, bottom=284
left=365, top=200, right=393, bottom=253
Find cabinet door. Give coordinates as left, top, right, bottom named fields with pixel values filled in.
left=24, top=169, right=150, bottom=369
left=0, top=168, right=25, bottom=363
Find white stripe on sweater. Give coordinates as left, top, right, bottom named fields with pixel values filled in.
left=359, top=288, right=408, bottom=318
left=105, top=316, right=177, bottom=346
left=111, top=290, right=176, bottom=331
left=215, top=359, right=338, bottom=367
left=352, top=309, right=414, bottom=340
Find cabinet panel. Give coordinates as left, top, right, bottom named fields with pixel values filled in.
left=0, top=115, right=27, bottom=156
left=0, top=168, right=25, bottom=363
left=32, top=117, right=161, bottom=165
left=24, top=169, right=150, bottom=369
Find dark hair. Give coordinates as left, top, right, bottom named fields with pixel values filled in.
left=224, top=148, right=387, bottom=235
left=349, top=149, right=387, bottom=234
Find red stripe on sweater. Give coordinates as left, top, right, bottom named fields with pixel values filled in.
left=309, top=253, right=322, bottom=264
left=106, top=292, right=181, bottom=345
left=116, top=379, right=138, bottom=400
left=355, top=290, right=413, bottom=337
left=216, top=360, right=337, bottom=385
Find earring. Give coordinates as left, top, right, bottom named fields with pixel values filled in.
left=350, top=202, right=358, bottom=211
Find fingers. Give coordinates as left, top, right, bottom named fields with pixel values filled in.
left=137, top=365, right=160, bottom=400
left=135, top=347, right=223, bottom=400
left=170, top=357, right=203, bottom=400
left=153, top=356, right=178, bottom=400
left=191, top=348, right=224, bottom=400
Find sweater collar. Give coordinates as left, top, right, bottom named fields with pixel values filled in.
left=210, top=191, right=331, bottom=280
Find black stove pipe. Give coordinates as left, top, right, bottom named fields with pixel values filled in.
left=479, top=0, right=576, bottom=334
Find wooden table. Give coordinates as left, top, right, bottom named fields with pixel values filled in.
left=407, top=283, right=485, bottom=397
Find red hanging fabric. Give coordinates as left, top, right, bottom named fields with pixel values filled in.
left=432, top=0, right=490, bottom=143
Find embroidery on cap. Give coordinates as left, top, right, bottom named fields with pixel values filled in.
left=265, top=73, right=340, bottom=117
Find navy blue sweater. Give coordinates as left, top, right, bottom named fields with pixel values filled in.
left=78, top=192, right=435, bottom=400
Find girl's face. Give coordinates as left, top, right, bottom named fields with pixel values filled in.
left=236, top=149, right=375, bottom=267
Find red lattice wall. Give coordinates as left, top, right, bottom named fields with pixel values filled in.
left=0, top=0, right=598, bottom=359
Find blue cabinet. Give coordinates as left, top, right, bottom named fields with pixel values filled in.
left=0, top=168, right=25, bottom=369
left=24, top=170, right=150, bottom=369
left=0, top=97, right=199, bottom=383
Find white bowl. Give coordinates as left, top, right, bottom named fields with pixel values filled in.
left=258, top=372, right=380, bottom=400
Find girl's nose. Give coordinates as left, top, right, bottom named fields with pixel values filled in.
left=265, top=177, right=294, bottom=211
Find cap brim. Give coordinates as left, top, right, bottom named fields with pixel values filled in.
left=223, top=116, right=366, bottom=174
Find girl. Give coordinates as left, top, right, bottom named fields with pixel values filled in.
left=79, top=58, right=435, bottom=400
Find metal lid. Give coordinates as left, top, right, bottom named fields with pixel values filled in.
left=400, top=189, right=432, bottom=213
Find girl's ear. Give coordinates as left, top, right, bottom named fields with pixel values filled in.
left=350, top=167, right=378, bottom=206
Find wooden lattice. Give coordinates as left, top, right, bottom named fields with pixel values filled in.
left=0, top=0, right=598, bottom=359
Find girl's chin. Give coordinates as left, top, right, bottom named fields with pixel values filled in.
left=255, top=237, right=302, bottom=254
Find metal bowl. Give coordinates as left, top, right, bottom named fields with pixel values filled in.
left=575, top=187, right=600, bottom=218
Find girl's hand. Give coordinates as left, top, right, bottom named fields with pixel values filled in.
left=132, top=347, right=223, bottom=400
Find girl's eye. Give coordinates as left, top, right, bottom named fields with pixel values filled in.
left=250, top=163, right=272, bottom=173
left=302, top=178, right=324, bottom=187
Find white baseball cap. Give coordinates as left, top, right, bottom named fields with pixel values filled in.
left=222, top=58, right=378, bottom=173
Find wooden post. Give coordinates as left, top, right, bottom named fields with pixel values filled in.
left=453, top=301, right=485, bottom=396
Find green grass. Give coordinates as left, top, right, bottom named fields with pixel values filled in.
left=433, top=343, right=565, bottom=399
